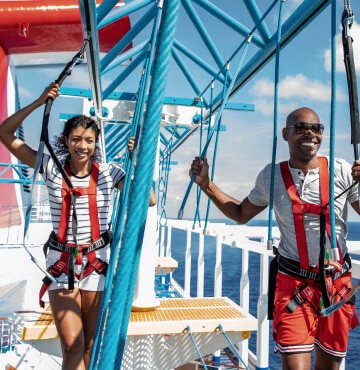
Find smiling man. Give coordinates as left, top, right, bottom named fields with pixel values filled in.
left=189, top=107, right=360, bottom=370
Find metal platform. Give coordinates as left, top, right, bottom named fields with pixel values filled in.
left=17, top=296, right=256, bottom=340
left=128, top=297, right=256, bottom=335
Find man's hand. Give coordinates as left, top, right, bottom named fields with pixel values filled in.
left=189, top=156, right=210, bottom=187
left=352, top=159, right=360, bottom=182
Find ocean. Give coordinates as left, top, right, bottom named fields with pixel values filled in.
left=170, top=220, right=360, bottom=370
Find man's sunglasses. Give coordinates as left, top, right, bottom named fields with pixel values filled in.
left=287, top=122, right=324, bottom=135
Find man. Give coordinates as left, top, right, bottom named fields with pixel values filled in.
left=189, top=107, right=359, bottom=370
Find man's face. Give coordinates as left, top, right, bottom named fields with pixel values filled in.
left=283, top=109, right=323, bottom=161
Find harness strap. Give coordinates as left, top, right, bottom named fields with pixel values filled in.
left=278, top=254, right=351, bottom=281
left=280, top=157, right=343, bottom=269
left=57, top=162, right=100, bottom=290
left=46, top=230, right=111, bottom=255
left=40, top=161, right=103, bottom=302
left=39, top=246, right=108, bottom=308
left=58, top=162, right=100, bottom=243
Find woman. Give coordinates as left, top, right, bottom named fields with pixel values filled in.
left=0, top=83, right=155, bottom=369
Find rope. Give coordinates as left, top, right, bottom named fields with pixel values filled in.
left=158, top=135, right=173, bottom=228
left=328, top=0, right=337, bottom=256
left=267, top=0, right=285, bottom=250
left=193, top=100, right=204, bottom=228
left=185, top=326, right=208, bottom=370
left=178, top=35, right=252, bottom=219
left=321, top=0, right=360, bottom=315
left=318, top=0, right=338, bottom=309
left=178, top=0, right=279, bottom=219
left=203, top=67, right=229, bottom=233
left=217, top=324, right=249, bottom=370
left=93, top=1, right=181, bottom=368
left=204, top=81, right=215, bottom=232
left=90, top=4, right=164, bottom=367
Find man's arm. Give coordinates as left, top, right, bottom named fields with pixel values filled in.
left=189, top=156, right=266, bottom=224
left=350, top=160, right=360, bottom=216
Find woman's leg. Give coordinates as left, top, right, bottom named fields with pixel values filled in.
left=79, top=289, right=103, bottom=368
left=49, top=288, right=85, bottom=370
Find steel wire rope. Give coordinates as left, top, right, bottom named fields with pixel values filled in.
left=195, top=0, right=279, bottom=101
left=203, top=81, right=215, bottom=232
left=202, top=68, right=230, bottom=234
left=217, top=324, right=249, bottom=370
left=158, top=136, right=173, bottom=228
left=318, top=0, right=340, bottom=310
left=193, top=97, right=205, bottom=228
left=115, top=1, right=181, bottom=366
left=178, top=37, right=252, bottom=219
left=328, top=0, right=338, bottom=256
left=178, top=0, right=279, bottom=219
left=267, top=0, right=285, bottom=250
left=93, top=1, right=181, bottom=368
left=90, top=3, right=164, bottom=368
left=185, top=326, right=208, bottom=370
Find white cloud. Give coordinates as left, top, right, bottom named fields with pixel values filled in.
left=250, top=98, right=298, bottom=117
left=251, top=74, right=347, bottom=102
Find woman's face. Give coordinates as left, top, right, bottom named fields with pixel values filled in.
left=66, top=126, right=97, bottom=164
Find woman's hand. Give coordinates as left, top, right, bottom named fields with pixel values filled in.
left=127, top=136, right=135, bottom=154
left=36, top=83, right=60, bottom=106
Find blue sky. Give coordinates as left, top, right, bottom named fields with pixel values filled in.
left=15, top=1, right=360, bottom=221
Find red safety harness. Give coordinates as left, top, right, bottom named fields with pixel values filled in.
left=279, top=157, right=357, bottom=320
left=39, top=162, right=109, bottom=307
left=280, top=157, right=344, bottom=269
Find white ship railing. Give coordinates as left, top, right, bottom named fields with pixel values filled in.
left=0, top=205, right=52, bottom=246
left=1, top=207, right=359, bottom=369
left=161, top=219, right=360, bottom=370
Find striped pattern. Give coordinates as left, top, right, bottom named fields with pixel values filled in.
left=41, top=154, right=125, bottom=243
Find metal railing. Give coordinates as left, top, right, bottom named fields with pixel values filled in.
left=160, top=219, right=360, bottom=370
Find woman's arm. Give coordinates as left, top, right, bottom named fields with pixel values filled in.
left=0, top=83, right=60, bottom=168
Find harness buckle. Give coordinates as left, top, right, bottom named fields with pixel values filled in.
left=287, top=285, right=316, bottom=313
left=48, top=260, right=67, bottom=277
left=287, top=288, right=306, bottom=312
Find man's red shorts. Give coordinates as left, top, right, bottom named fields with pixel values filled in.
left=272, top=271, right=357, bottom=357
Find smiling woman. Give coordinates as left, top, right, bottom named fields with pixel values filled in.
left=53, top=115, right=101, bottom=172
left=0, top=84, right=130, bottom=369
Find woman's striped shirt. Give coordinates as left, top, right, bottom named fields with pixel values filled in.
left=41, top=153, right=125, bottom=244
